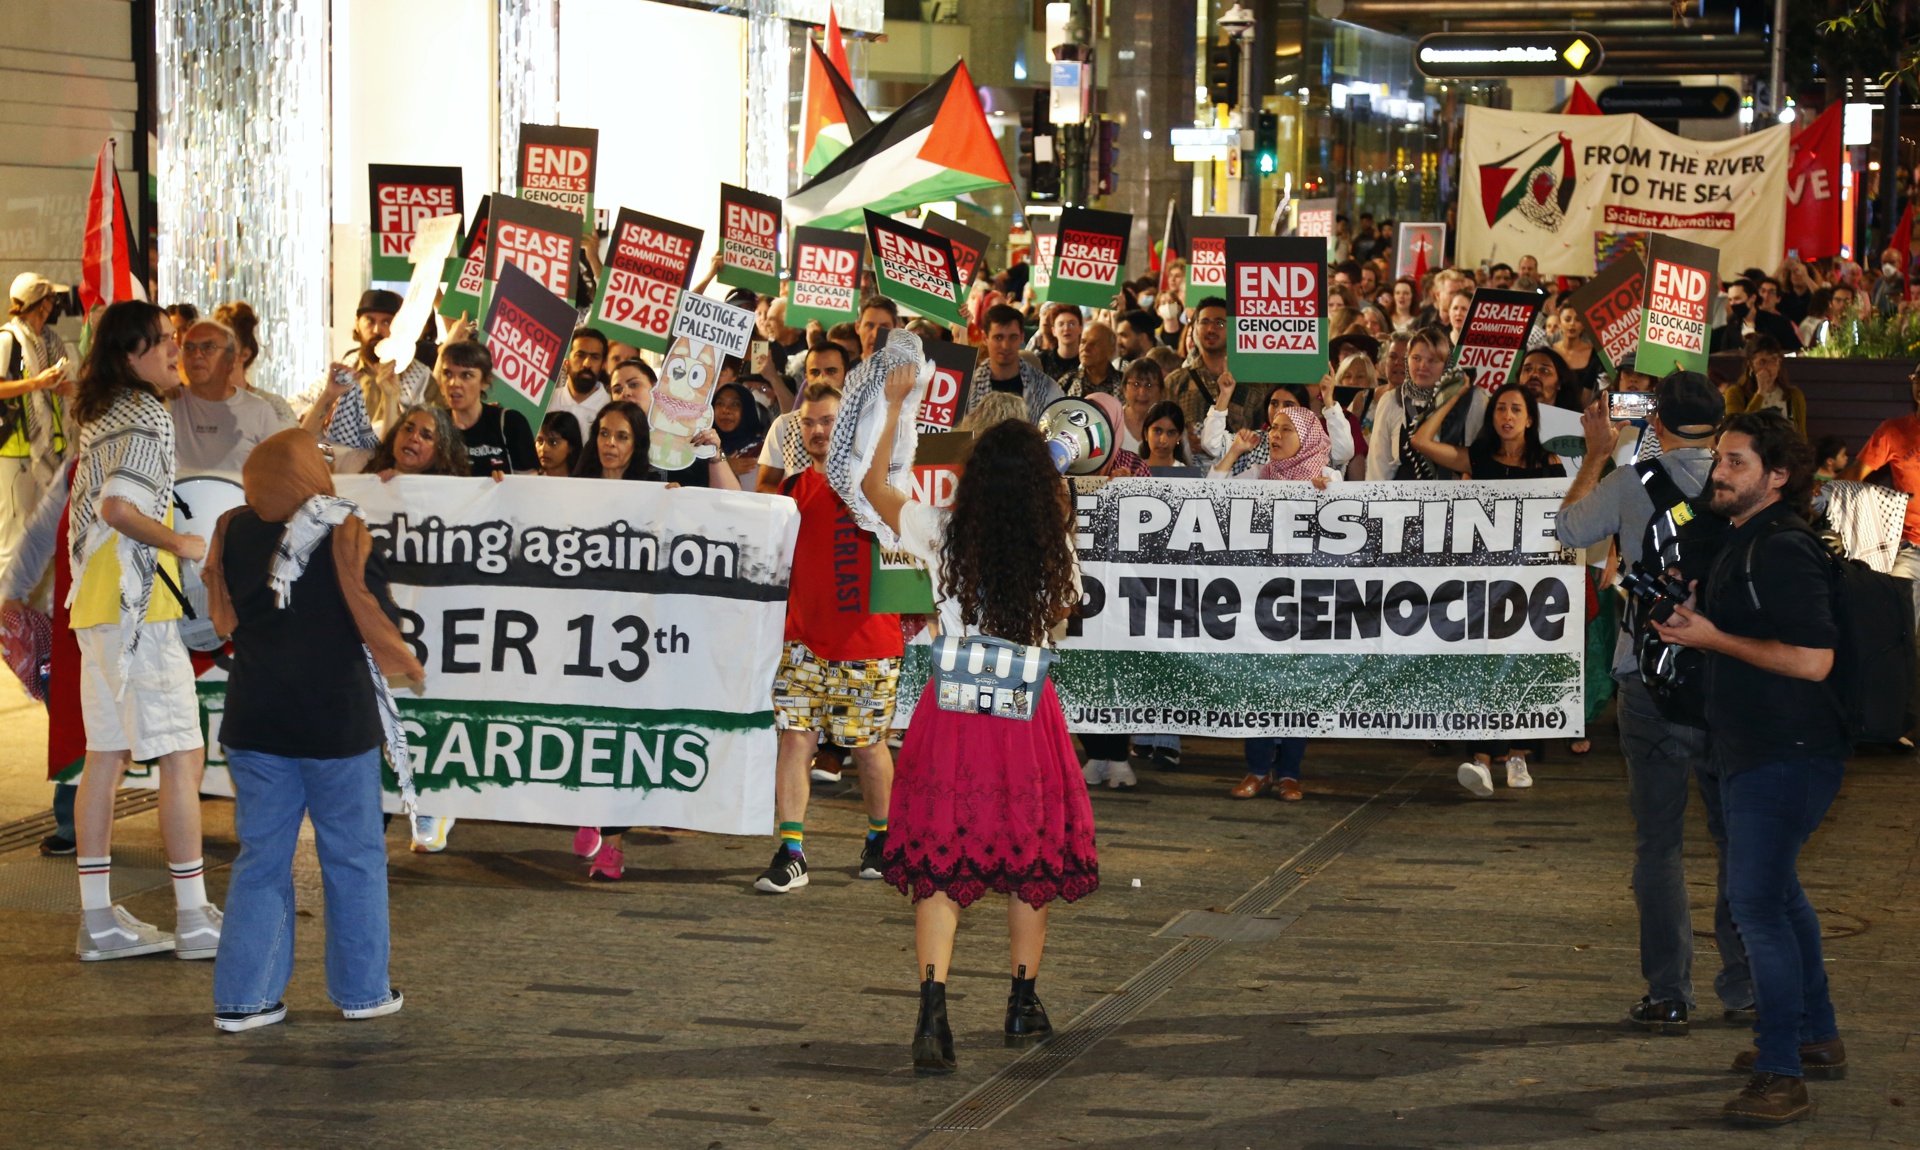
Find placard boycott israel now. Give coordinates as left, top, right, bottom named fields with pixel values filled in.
left=1047, top=207, right=1131, bottom=309
left=1224, top=236, right=1326, bottom=384
left=893, top=476, right=1585, bottom=738
left=588, top=208, right=704, bottom=354
left=1635, top=233, right=1718, bottom=377
left=718, top=184, right=783, bottom=297
left=864, top=210, right=963, bottom=326
left=228, top=475, right=792, bottom=831
left=516, top=124, right=598, bottom=237
left=786, top=227, right=866, bottom=327
left=369, top=164, right=463, bottom=282
left=1186, top=215, right=1252, bottom=307
left=482, top=260, right=577, bottom=425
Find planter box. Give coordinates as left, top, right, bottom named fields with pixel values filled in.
left=1711, top=354, right=1919, bottom=448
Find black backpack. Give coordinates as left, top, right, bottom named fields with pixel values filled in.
left=0, top=332, right=23, bottom=447
left=1743, top=521, right=1919, bottom=746
left=1629, top=460, right=1732, bottom=728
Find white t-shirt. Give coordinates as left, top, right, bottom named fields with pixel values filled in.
left=544, top=383, right=609, bottom=439
left=896, top=499, right=1081, bottom=642
left=173, top=387, right=292, bottom=472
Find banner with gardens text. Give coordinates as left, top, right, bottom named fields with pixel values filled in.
left=153, top=476, right=797, bottom=835
left=898, top=476, right=1586, bottom=739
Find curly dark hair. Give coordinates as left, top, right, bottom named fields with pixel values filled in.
left=938, top=421, right=1079, bottom=647
left=364, top=404, right=469, bottom=476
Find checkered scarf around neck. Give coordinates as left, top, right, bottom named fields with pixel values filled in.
left=205, top=429, right=429, bottom=811
left=1395, top=373, right=1446, bottom=481
left=777, top=410, right=811, bottom=477
left=67, top=387, right=174, bottom=683
left=1258, top=406, right=1332, bottom=482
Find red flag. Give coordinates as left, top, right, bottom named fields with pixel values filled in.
left=824, top=5, right=851, bottom=84
left=81, top=140, right=146, bottom=311
left=1785, top=104, right=1843, bottom=261
left=1410, top=234, right=1430, bottom=285
left=1565, top=82, right=1603, bottom=115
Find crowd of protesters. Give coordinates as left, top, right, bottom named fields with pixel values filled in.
left=0, top=219, right=1916, bottom=1120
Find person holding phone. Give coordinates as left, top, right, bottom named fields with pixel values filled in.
left=2, top=273, right=75, bottom=590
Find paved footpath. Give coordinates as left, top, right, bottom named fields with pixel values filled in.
left=1, top=724, right=1916, bottom=1149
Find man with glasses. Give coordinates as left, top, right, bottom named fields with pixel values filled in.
left=1168, top=296, right=1267, bottom=466
left=174, top=320, right=292, bottom=472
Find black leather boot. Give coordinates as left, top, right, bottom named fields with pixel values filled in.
left=913, top=965, right=957, bottom=1074
left=1004, top=965, right=1053, bottom=1048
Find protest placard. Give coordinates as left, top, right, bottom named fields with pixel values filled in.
left=785, top=227, right=865, bottom=327
left=481, top=259, right=577, bottom=426
left=670, top=292, right=757, bottom=360
left=482, top=195, right=583, bottom=324
left=1448, top=288, right=1544, bottom=391
left=1028, top=216, right=1058, bottom=305
left=516, top=124, right=598, bottom=238
left=918, top=337, right=980, bottom=434
left=1224, top=236, right=1325, bottom=384
left=1296, top=198, right=1336, bottom=252
left=892, top=476, right=1583, bottom=738
left=869, top=431, right=971, bottom=614
left=369, top=164, right=462, bottom=282
left=1186, top=215, right=1253, bottom=308
left=1565, top=253, right=1645, bottom=375
left=1394, top=222, right=1446, bottom=281
left=1047, top=208, right=1131, bottom=309
left=587, top=208, right=704, bottom=354
left=924, top=213, right=990, bottom=292
left=864, top=210, right=963, bottom=327
left=438, top=195, right=491, bottom=321
left=1635, top=233, right=1718, bottom=377
left=375, top=212, right=463, bottom=365
left=649, top=294, right=760, bottom=473
left=718, top=184, right=782, bottom=297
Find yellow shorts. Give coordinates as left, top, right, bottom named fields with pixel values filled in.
left=772, top=642, right=900, bottom=748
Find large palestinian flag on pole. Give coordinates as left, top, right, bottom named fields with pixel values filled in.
left=802, top=38, right=872, bottom=178
left=786, top=60, right=1012, bottom=231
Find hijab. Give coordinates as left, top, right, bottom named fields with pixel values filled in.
left=1259, top=406, right=1332, bottom=482
left=712, top=382, right=765, bottom=456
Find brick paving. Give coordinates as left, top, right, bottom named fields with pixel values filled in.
left=1, top=723, right=1916, bottom=1149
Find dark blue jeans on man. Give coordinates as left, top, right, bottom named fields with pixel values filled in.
left=1616, top=673, right=1752, bottom=1010
left=1721, top=755, right=1845, bottom=1077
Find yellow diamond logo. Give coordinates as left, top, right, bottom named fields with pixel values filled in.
left=1562, top=39, right=1591, bottom=70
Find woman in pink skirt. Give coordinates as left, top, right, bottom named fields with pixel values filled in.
left=859, top=364, right=1098, bottom=1074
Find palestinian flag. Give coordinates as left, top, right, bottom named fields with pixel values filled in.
left=786, top=60, right=1012, bottom=231
left=1479, top=132, right=1577, bottom=233
left=802, top=38, right=872, bottom=178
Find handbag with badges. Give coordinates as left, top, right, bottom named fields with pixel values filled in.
left=932, top=633, right=1056, bottom=721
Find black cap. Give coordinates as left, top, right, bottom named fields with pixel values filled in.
left=357, top=289, right=404, bottom=317
left=1327, top=331, right=1380, bottom=367
left=1614, top=350, right=1638, bottom=375
left=1656, top=370, right=1723, bottom=437
left=723, top=286, right=761, bottom=312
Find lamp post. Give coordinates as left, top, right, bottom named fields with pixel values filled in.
left=1217, top=4, right=1257, bottom=215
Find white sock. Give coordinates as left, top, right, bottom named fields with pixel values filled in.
left=78, top=856, right=112, bottom=911
left=169, top=858, right=208, bottom=911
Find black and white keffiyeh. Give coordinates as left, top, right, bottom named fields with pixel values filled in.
left=825, top=328, right=932, bottom=548
left=67, top=388, right=175, bottom=682
left=1823, top=480, right=1910, bottom=575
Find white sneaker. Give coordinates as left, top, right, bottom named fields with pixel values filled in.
left=343, top=988, right=404, bottom=1020
left=1506, top=757, right=1534, bottom=788
left=1082, top=759, right=1109, bottom=786
left=175, top=904, right=223, bottom=960
left=1456, top=761, right=1495, bottom=798
left=411, top=815, right=455, bottom=853
left=1107, top=760, right=1138, bottom=789
left=77, top=905, right=175, bottom=961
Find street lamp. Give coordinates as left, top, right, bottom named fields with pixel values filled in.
left=1219, top=4, right=1256, bottom=42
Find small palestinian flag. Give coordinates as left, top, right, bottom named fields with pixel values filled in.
left=1479, top=132, right=1577, bottom=233
left=786, top=60, right=1012, bottom=232
left=802, top=38, right=872, bottom=178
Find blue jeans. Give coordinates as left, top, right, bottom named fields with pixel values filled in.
left=1244, top=737, right=1305, bottom=780
left=214, top=747, right=392, bottom=1014
left=1695, top=749, right=1754, bottom=1011
left=1721, top=756, right=1845, bottom=1077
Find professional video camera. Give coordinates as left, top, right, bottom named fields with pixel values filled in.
left=1618, top=561, right=1690, bottom=625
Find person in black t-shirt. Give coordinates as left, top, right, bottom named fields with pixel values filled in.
left=438, top=340, right=536, bottom=476
left=1650, top=411, right=1846, bottom=1126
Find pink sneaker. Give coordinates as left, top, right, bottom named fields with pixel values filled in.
left=572, top=827, right=602, bottom=858
left=588, top=841, right=624, bottom=882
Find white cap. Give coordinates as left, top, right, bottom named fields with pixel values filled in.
left=9, top=272, right=58, bottom=307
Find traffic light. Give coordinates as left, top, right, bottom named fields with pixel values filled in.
left=1017, top=89, right=1059, bottom=202
left=1254, top=110, right=1278, bottom=175
left=1207, top=43, right=1240, bottom=108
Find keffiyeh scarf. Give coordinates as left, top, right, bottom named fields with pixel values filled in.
left=66, top=388, right=174, bottom=683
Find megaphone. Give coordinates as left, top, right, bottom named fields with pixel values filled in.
left=1038, top=397, right=1117, bottom=476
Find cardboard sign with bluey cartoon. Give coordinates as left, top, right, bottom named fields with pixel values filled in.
left=647, top=293, right=758, bottom=473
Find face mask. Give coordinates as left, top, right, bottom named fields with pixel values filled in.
left=1886, top=264, right=1903, bottom=278
left=1158, top=302, right=1180, bottom=323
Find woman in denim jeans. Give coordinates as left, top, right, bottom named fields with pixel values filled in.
left=201, top=429, right=425, bottom=1031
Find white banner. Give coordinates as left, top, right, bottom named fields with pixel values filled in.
left=1458, top=105, right=1787, bottom=278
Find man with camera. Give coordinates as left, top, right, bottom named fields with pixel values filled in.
left=1, top=273, right=77, bottom=586
left=1650, top=411, right=1847, bottom=1125
left=1556, top=372, right=1752, bottom=1036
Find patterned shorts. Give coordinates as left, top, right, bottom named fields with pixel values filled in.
left=772, top=642, right=900, bottom=748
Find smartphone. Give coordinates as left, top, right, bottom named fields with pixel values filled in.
left=750, top=339, right=770, bottom=376
left=1609, top=390, right=1657, bottom=421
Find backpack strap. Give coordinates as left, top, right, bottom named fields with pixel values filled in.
left=1634, top=458, right=1693, bottom=519
left=1740, top=517, right=1833, bottom=612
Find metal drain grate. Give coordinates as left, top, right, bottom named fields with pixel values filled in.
left=915, top=762, right=1435, bottom=1140
left=0, top=790, right=159, bottom=857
